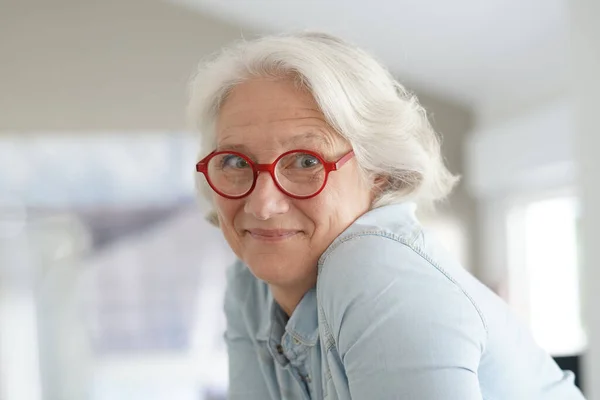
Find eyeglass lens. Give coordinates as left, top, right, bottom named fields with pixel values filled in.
left=206, top=151, right=326, bottom=197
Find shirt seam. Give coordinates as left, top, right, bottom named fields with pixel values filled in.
left=318, top=231, right=490, bottom=343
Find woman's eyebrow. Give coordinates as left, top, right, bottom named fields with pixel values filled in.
left=286, top=131, right=334, bottom=148
left=215, top=131, right=335, bottom=158
left=218, top=131, right=331, bottom=149
left=216, top=143, right=250, bottom=152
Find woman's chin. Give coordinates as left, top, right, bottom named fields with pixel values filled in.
left=244, top=253, right=316, bottom=287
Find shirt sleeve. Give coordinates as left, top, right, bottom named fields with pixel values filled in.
left=317, top=234, right=487, bottom=400
left=223, top=263, right=274, bottom=400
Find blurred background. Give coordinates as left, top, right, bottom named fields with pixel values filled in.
left=1, top=0, right=598, bottom=399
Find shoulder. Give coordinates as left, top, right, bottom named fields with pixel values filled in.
left=317, top=232, right=444, bottom=299
left=317, top=203, right=475, bottom=305
left=316, top=208, right=487, bottom=347
left=317, top=203, right=429, bottom=284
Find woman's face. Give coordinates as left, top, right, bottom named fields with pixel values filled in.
left=213, top=78, right=374, bottom=288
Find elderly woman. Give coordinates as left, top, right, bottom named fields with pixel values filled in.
left=189, top=32, right=584, bottom=399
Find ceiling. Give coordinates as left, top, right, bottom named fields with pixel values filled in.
left=171, top=0, right=568, bottom=119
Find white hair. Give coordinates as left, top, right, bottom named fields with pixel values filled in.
left=187, top=31, right=458, bottom=221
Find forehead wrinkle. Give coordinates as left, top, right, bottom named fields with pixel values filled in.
left=286, top=130, right=336, bottom=150
left=218, top=130, right=335, bottom=152
left=219, top=114, right=326, bottom=134
left=218, top=112, right=335, bottom=142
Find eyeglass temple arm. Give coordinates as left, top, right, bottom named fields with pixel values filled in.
left=196, top=151, right=217, bottom=172
left=333, top=150, right=355, bottom=170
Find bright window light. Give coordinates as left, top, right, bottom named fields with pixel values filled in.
left=508, top=196, right=586, bottom=356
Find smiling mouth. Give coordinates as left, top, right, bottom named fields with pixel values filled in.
left=246, top=229, right=302, bottom=242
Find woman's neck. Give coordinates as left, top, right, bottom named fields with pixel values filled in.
left=270, top=278, right=315, bottom=317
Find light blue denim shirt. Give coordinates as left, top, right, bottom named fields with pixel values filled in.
left=223, top=203, right=585, bottom=399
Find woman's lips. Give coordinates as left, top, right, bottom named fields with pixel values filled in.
left=246, top=229, right=301, bottom=242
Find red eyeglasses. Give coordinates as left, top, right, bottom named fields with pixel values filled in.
left=196, top=149, right=355, bottom=199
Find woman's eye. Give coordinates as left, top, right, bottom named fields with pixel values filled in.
left=222, top=155, right=249, bottom=169
left=295, top=154, right=320, bottom=168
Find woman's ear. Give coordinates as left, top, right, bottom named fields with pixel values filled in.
left=373, top=175, right=390, bottom=192
left=368, top=174, right=389, bottom=204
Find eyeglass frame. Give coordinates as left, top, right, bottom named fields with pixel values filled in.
left=196, top=149, right=355, bottom=200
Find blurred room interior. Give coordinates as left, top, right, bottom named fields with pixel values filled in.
left=0, top=0, right=598, bottom=399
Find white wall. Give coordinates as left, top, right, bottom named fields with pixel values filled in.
left=417, top=93, right=477, bottom=272
left=466, top=98, right=575, bottom=200
left=571, top=0, right=600, bottom=396
left=0, top=0, right=246, bottom=132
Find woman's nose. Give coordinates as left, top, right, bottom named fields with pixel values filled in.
left=244, top=172, right=289, bottom=220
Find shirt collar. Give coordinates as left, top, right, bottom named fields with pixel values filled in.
left=256, top=287, right=319, bottom=347
left=284, top=287, right=319, bottom=346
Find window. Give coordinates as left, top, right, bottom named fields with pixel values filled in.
left=507, top=195, right=586, bottom=356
